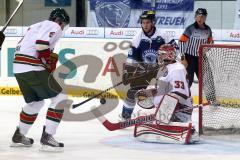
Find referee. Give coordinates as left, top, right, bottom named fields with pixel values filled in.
left=178, top=8, right=213, bottom=87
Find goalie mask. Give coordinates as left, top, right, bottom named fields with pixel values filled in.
left=158, top=45, right=176, bottom=65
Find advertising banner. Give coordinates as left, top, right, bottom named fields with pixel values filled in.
left=87, top=0, right=194, bottom=28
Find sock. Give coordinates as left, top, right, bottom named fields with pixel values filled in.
left=18, top=100, right=44, bottom=135
left=19, top=110, right=38, bottom=135
left=45, top=108, right=64, bottom=135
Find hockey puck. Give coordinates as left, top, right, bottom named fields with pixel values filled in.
left=100, top=98, right=106, bottom=104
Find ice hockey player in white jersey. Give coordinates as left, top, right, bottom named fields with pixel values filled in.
left=121, top=10, right=171, bottom=120
left=134, top=45, right=199, bottom=144
left=11, top=8, right=70, bottom=152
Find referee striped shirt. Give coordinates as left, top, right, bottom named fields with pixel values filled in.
left=178, top=22, right=213, bottom=57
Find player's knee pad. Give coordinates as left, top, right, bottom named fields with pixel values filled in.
left=23, top=100, right=45, bottom=114
left=50, top=93, right=68, bottom=110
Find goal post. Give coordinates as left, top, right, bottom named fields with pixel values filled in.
left=198, top=44, right=240, bottom=135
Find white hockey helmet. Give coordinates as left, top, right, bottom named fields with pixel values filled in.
left=158, top=44, right=176, bottom=65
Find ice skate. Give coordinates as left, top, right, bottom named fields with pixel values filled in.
left=11, top=127, right=34, bottom=147
left=39, top=126, right=64, bottom=152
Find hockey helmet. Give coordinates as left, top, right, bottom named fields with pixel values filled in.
left=195, top=8, right=208, bottom=16
left=140, top=10, right=156, bottom=21
left=158, top=45, right=176, bottom=65
left=49, top=8, right=70, bottom=24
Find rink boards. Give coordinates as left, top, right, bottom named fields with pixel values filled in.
left=0, top=33, right=239, bottom=104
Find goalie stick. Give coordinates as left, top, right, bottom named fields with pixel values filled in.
left=91, top=101, right=211, bottom=131
left=1, top=0, right=24, bottom=32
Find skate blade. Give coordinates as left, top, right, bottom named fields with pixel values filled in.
left=10, top=142, right=32, bottom=147
left=39, top=145, right=64, bottom=152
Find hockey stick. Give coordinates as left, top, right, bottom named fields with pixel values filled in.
left=1, top=0, right=24, bottom=32
left=72, top=81, right=123, bottom=109
left=91, top=106, right=156, bottom=131
left=72, top=65, right=160, bottom=109
left=91, top=101, right=211, bottom=131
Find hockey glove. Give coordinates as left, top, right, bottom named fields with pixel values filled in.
left=46, top=53, right=58, bottom=73
left=122, top=71, right=131, bottom=85
left=0, top=31, right=5, bottom=48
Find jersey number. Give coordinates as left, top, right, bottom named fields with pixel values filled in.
left=174, top=81, right=185, bottom=89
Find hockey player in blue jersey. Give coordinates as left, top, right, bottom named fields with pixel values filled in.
left=121, top=10, right=171, bottom=119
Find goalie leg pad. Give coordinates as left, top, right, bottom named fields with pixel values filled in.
left=155, top=94, right=179, bottom=124
left=168, top=93, right=193, bottom=123
left=134, top=122, right=192, bottom=144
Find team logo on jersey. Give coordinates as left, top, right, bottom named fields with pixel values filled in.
left=49, top=32, right=55, bottom=37
left=143, top=49, right=158, bottom=64
left=95, top=0, right=130, bottom=27
left=163, top=70, right=168, bottom=77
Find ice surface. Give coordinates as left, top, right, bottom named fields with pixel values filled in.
left=0, top=96, right=240, bottom=160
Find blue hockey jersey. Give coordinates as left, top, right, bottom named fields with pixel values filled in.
left=126, top=28, right=170, bottom=65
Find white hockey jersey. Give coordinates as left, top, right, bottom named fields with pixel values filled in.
left=157, top=61, right=190, bottom=97
left=13, top=20, right=62, bottom=74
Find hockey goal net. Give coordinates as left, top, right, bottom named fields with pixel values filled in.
left=199, top=44, right=240, bottom=135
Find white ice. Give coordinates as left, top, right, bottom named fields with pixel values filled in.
left=0, top=96, right=240, bottom=160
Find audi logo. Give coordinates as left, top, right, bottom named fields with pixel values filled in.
left=86, top=29, right=99, bottom=35
left=124, top=30, right=137, bottom=36
left=165, top=31, right=176, bottom=38
left=5, top=28, right=18, bottom=34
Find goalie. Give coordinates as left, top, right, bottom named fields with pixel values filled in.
left=134, top=45, right=199, bottom=144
